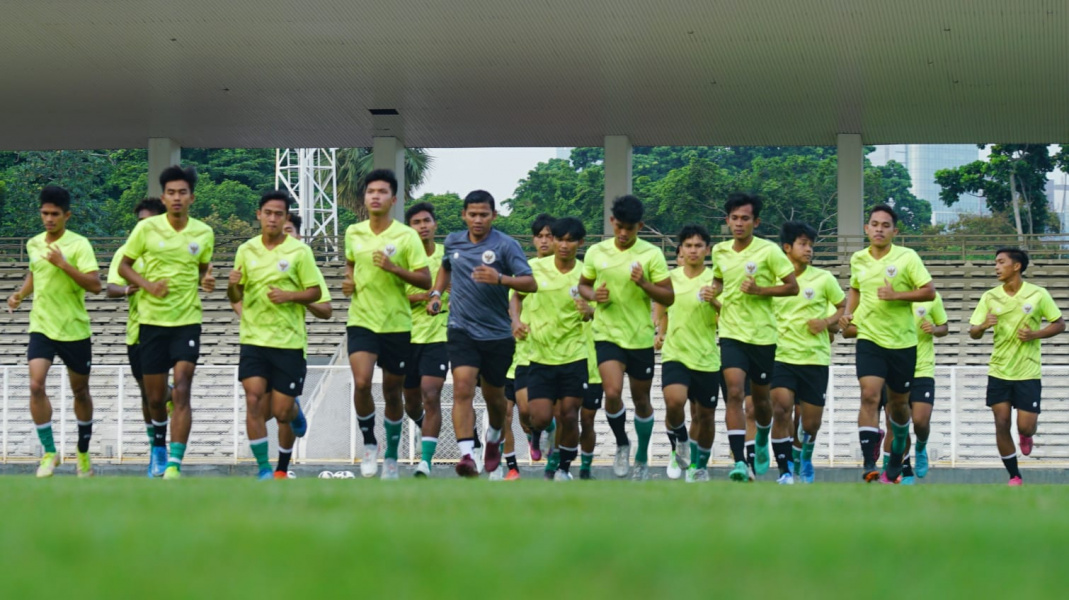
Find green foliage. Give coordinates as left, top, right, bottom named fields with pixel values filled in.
left=407, top=192, right=467, bottom=236
left=336, top=148, right=433, bottom=218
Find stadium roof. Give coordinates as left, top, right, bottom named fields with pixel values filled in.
left=2, top=1, right=1067, bottom=150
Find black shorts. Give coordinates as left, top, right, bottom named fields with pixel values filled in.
left=661, top=361, right=720, bottom=409
left=238, top=344, right=307, bottom=397
left=514, top=364, right=531, bottom=392
left=986, top=377, right=1041, bottom=414
left=595, top=342, right=655, bottom=381
left=910, top=376, right=936, bottom=405
left=505, top=379, right=516, bottom=402
left=527, top=360, right=587, bottom=402
left=446, top=328, right=514, bottom=388
left=347, top=326, right=411, bottom=376
left=127, top=344, right=143, bottom=380
left=137, top=324, right=201, bottom=376
left=27, top=333, right=91, bottom=375
left=770, top=362, right=829, bottom=407
left=719, top=338, right=775, bottom=386
left=404, top=342, right=449, bottom=389
left=583, top=381, right=604, bottom=410
left=855, top=339, right=916, bottom=395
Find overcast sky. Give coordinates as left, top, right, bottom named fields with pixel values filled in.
left=411, top=147, right=566, bottom=212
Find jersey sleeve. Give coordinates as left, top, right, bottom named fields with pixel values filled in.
left=234, top=245, right=249, bottom=286
left=769, top=247, right=794, bottom=282
left=969, top=292, right=990, bottom=326
left=1038, top=289, right=1063, bottom=323
left=344, top=225, right=356, bottom=263
left=825, top=272, right=846, bottom=306
left=848, top=253, right=860, bottom=289
left=712, top=247, right=723, bottom=279
left=403, top=231, right=427, bottom=272
left=106, top=247, right=127, bottom=285
left=315, top=269, right=332, bottom=303
left=201, top=228, right=215, bottom=265
left=295, top=245, right=322, bottom=291
left=123, top=220, right=147, bottom=261
left=74, top=238, right=99, bottom=273
left=504, top=238, right=532, bottom=277
left=581, top=246, right=598, bottom=280
left=646, top=248, right=670, bottom=283
left=931, top=294, right=949, bottom=326
left=906, top=251, right=932, bottom=288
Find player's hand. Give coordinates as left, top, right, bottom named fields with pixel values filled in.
left=740, top=276, right=761, bottom=295
left=919, top=319, right=935, bottom=334
left=594, top=283, right=611, bottom=304
left=372, top=250, right=396, bottom=273
left=471, top=265, right=500, bottom=284
left=45, top=245, right=68, bottom=268
left=807, top=318, right=828, bottom=335
left=342, top=272, right=355, bottom=297
left=145, top=279, right=169, bottom=298
left=982, top=312, right=998, bottom=329
left=7, top=293, right=22, bottom=313
left=200, top=265, right=216, bottom=293
left=125, top=282, right=140, bottom=296
left=1017, top=327, right=1037, bottom=342
left=267, top=286, right=289, bottom=304
left=699, top=285, right=717, bottom=303
left=574, top=297, right=594, bottom=319
left=877, top=278, right=897, bottom=301
left=427, top=296, right=442, bottom=315
left=512, top=320, right=529, bottom=341
left=838, top=312, right=854, bottom=331
left=842, top=323, right=858, bottom=339
left=228, top=267, right=243, bottom=286
left=654, top=332, right=665, bottom=351
left=630, top=262, right=644, bottom=284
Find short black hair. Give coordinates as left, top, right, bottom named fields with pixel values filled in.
left=531, top=213, right=556, bottom=235
left=996, top=247, right=1030, bottom=274
left=611, top=195, right=644, bottom=224
left=364, top=169, right=399, bottom=196
left=677, top=224, right=711, bottom=248
left=405, top=202, right=437, bottom=224
left=724, top=192, right=762, bottom=219
left=39, top=185, right=71, bottom=212
left=159, top=165, right=198, bottom=193
left=551, top=217, right=586, bottom=241
left=259, top=190, right=294, bottom=209
left=867, top=203, right=898, bottom=226
left=780, top=220, right=818, bottom=247
left=463, top=190, right=496, bottom=212
left=134, top=197, right=165, bottom=216
left=287, top=212, right=302, bottom=232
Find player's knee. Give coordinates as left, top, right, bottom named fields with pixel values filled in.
left=772, top=400, right=791, bottom=420
left=29, top=378, right=47, bottom=399
left=993, top=414, right=1012, bottom=433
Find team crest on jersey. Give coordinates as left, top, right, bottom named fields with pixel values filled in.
left=384, top=244, right=397, bottom=257
left=1023, top=303, right=1034, bottom=314
left=885, top=265, right=898, bottom=278
left=915, top=306, right=927, bottom=317
left=744, top=261, right=757, bottom=275
left=277, top=259, right=290, bottom=272
left=482, top=250, right=496, bottom=264
left=188, top=242, right=200, bottom=255
left=803, top=287, right=815, bottom=300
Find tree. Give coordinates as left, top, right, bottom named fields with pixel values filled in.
left=407, top=192, right=467, bottom=237
left=865, top=160, right=932, bottom=233
left=336, top=147, right=433, bottom=218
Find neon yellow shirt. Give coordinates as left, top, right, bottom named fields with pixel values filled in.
left=849, top=244, right=932, bottom=349
left=107, top=243, right=147, bottom=345
left=913, top=293, right=948, bottom=378
left=345, top=220, right=427, bottom=333
left=581, top=238, right=669, bottom=349
left=27, top=230, right=98, bottom=341
left=969, top=281, right=1062, bottom=380
left=773, top=265, right=845, bottom=366
left=712, top=236, right=795, bottom=346
left=122, top=214, right=214, bottom=327
left=661, top=267, right=720, bottom=372
left=408, top=243, right=448, bottom=345
left=524, top=257, right=586, bottom=366
left=507, top=260, right=538, bottom=378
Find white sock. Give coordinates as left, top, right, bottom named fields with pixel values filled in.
left=486, top=427, right=502, bottom=443
left=458, top=439, right=474, bottom=457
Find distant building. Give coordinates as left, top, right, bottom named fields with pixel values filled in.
left=870, top=145, right=983, bottom=225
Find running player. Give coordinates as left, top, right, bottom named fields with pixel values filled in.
left=105, top=197, right=170, bottom=476
left=839, top=203, right=934, bottom=484
left=654, top=224, right=719, bottom=483
left=119, top=166, right=215, bottom=479
left=7, top=186, right=102, bottom=477
left=428, top=190, right=535, bottom=477
left=769, top=221, right=845, bottom=484
left=577, top=297, right=601, bottom=481
left=969, top=248, right=1064, bottom=486
left=713, top=193, right=798, bottom=482
left=228, top=191, right=330, bottom=479
left=342, top=169, right=431, bottom=480
left=577, top=194, right=673, bottom=480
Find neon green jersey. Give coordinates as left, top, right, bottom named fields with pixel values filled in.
left=107, top=243, right=147, bottom=345
left=234, top=235, right=327, bottom=350
left=407, top=243, right=448, bottom=345
left=913, top=293, right=948, bottom=378
left=661, top=267, right=720, bottom=372
left=27, top=230, right=98, bottom=341
left=969, top=281, right=1062, bottom=380
left=712, top=236, right=794, bottom=345
left=581, top=238, right=669, bottom=349
left=848, top=244, right=932, bottom=350
left=524, top=257, right=586, bottom=366
left=507, top=259, right=538, bottom=377
left=122, top=214, right=214, bottom=327
left=344, top=220, right=427, bottom=333
left=773, top=265, right=845, bottom=366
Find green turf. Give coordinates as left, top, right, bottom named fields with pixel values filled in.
left=1, top=476, right=1064, bottom=598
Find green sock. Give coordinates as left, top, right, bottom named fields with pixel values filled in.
left=802, top=440, right=815, bottom=460
left=916, top=438, right=928, bottom=453
left=634, top=416, right=654, bottom=463
left=36, top=423, right=56, bottom=454
left=756, top=423, right=771, bottom=447
left=420, top=437, right=437, bottom=465
left=250, top=438, right=270, bottom=470
left=689, top=441, right=700, bottom=468
left=882, top=453, right=890, bottom=470
left=697, top=446, right=711, bottom=469
left=792, top=445, right=802, bottom=473
left=545, top=451, right=560, bottom=473
left=146, top=425, right=154, bottom=444
left=580, top=452, right=593, bottom=471
left=891, top=421, right=910, bottom=455
left=384, top=418, right=403, bottom=460
left=169, top=442, right=186, bottom=470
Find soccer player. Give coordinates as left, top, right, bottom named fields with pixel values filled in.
left=769, top=221, right=845, bottom=484
left=969, top=248, right=1064, bottom=486
left=105, top=197, right=171, bottom=476
left=428, top=190, right=535, bottom=477
left=514, top=217, right=588, bottom=480
left=712, top=193, right=798, bottom=482
left=578, top=301, right=602, bottom=481
left=119, top=166, right=215, bottom=479
left=839, top=204, right=934, bottom=483
left=228, top=191, right=330, bottom=479
left=653, top=225, right=719, bottom=483
left=577, top=195, right=673, bottom=481
left=342, top=169, right=431, bottom=480
left=7, top=186, right=102, bottom=477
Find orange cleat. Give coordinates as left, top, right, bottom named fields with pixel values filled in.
left=273, top=471, right=289, bottom=479
left=504, top=468, right=521, bottom=481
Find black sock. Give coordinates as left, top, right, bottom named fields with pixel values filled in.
left=1002, top=454, right=1022, bottom=479
left=558, top=447, right=578, bottom=473
left=506, top=454, right=518, bottom=471
left=277, top=448, right=292, bottom=472
left=358, top=414, right=377, bottom=446
left=77, top=421, right=92, bottom=453
left=859, top=429, right=880, bottom=468
left=607, top=410, right=630, bottom=447
left=152, top=421, right=167, bottom=448
left=728, top=433, right=746, bottom=463
left=473, top=427, right=482, bottom=449
left=746, top=442, right=756, bottom=470
left=902, top=456, right=914, bottom=477
left=672, top=424, right=689, bottom=446
left=773, top=440, right=792, bottom=475
left=666, top=429, right=677, bottom=451
left=530, top=428, right=543, bottom=451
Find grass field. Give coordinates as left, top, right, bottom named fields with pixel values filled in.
left=1, top=476, right=1066, bottom=599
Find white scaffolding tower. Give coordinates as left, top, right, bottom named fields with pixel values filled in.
left=275, top=148, right=338, bottom=256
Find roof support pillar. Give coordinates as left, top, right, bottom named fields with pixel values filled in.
left=604, top=135, right=632, bottom=235
left=837, top=133, right=864, bottom=257
left=373, top=136, right=406, bottom=222
left=147, top=138, right=181, bottom=197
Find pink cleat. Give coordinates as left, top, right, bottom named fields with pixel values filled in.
left=530, top=443, right=542, bottom=462
left=878, top=471, right=900, bottom=485
left=483, top=440, right=502, bottom=473
left=455, top=455, right=479, bottom=478
left=1008, top=476, right=1023, bottom=487
left=1019, top=435, right=1033, bottom=456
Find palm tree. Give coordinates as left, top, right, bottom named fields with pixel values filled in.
left=336, top=147, right=433, bottom=219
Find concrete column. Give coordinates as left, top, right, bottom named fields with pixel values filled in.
left=372, top=136, right=406, bottom=222
left=147, top=138, right=181, bottom=197
left=837, top=133, right=865, bottom=256
left=604, top=135, right=633, bottom=234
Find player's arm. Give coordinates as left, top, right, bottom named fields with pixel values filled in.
left=118, top=256, right=161, bottom=297
left=928, top=320, right=949, bottom=337
left=511, top=292, right=529, bottom=340
left=636, top=274, right=674, bottom=306
left=47, top=247, right=101, bottom=294
left=267, top=285, right=322, bottom=306
left=653, top=302, right=667, bottom=350
left=308, top=302, right=332, bottom=319
left=741, top=271, right=799, bottom=297
left=839, top=287, right=860, bottom=330
left=472, top=267, right=536, bottom=293
left=198, top=262, right=215, bottom=293
left=813, top=299, right=847, bottom=335
left=373, top=248, right=431, bottom=290
left=427, top=263, right=451, bottom=315
left=880, top=280, right=935, bottom=303
left=6, top=272, right=33, bottom=312
left=577, top=275, right=597, bottom=302
left=1019, top=317, right=1065, bottom=342
left=106, top=282, right=139, bottom=299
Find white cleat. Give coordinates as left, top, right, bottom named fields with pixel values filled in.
left=488, top=466, right=504, bottom=481
left=414, top=460, right=431, bottom=478
left=631, top=461, right=650, bottom=481
left=675, top=442, right=691, bottom=471
left=554, top=470, right=573, bottom=481
left=777, top=472, right=795, bottom=485
left=666, top=452, right=682, bottom=480
left=692, top=467, right=710, bottom=482
left=360, top=445, right=378, bottom=478
left=381, top=458, right=399, bottom=480
left=613, top=445, right=631, bottom=478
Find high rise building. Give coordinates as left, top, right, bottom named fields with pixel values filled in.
left=870, top=144, right=983, bottom=225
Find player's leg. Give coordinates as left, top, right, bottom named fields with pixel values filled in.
left=910, top=378, right=934, bottom=478
left=451, top=365, right=480, bottom=477
left=661, top=362, right=691, bottom=480
left=597, top=343, right=631, bottom=476
left=242, top=371, right=273, bottom=479
left=473, top=336, right=513, bottom=475
left=167, top=360, right=196, bottom=477
left=855, top=340, right=889, bottom=482
left=138, top=328, right=172, bottom=477
left=990, top=398, right=1021, bottom=484
left=348, top=349, right=380, bottom=476
left=579, top=383, right=602, bottom=480
left=881, top=345, right=916, bottom=482
left=1015, top=380, right=1040, bottom=456
left=27, top=349, right=59, bottom=477
left=381, top=370, right=407, bottom=480
left=627, top=372, right=655, bottom=481
left=798, top=400, right=822, bottom=484
left=66, top=359, right=95, bottom=478
left=722, top=367, right=750, bottom=481
left=403, top=347, right=426, bottom=431
left=555, top=394, right=582, bottom=480
left=128, top=344, right=154, bottom=447
left=501, top=383, right=520, bottom=480
left=415, top=374, right=444, bottom=476
left=770, top=386, right=795, bottom=483
left=270, top=348, right=306, bottom=479
left=543, top=400, right=562, bottom=478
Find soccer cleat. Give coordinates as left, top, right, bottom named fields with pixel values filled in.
left=613, top=444, right=631, bottom=477
left=455, top=454, right=478, bottom=478
left=863, top=466, right=880, bottom=483
left=273, top=470, right=289, bottom=480
left=801, top=458, right=815, bottom=484
left=578, top=469, right=593, bottom=480
left=504, top=468, right=522, bottom=481
left=318, top=470, right=335, bottom=479
left=885, top=452, right=904, bottom=482
left=675, top=441, right=691, bottom=471
left=777, top=472, right=794, bottom=485
left=163, top=465, right=181, bottom=479
left=554, top=470, right=573, bottom=481
left=900, top=475, right=916, bottom=485
left=75, top=452, right=94, bottom=478
left=666, top=451, right=682, bottom=480
left=915, top=447, right=930, bottom=478
left=728, top=461, right=750, bottom=482
left=877, top=471, right=900, bottom=485
left=414, top=460, right=431, bottom=478
left=693, top=468, right=710, bottom=482
left=754, top=441, right=770, bottom=476
left=291, top=398, right=308, bottom=438
left=483, top=440, right=502, bottom=474
left=381, top=458, right=399, bottom=480
left=1019, top=435, right=1033, bottom=456
left=360, top=444, right=378, bottom=478
left=333, top=470, right=355, bottom=479
left=529, top=438, right=542, bottom=462
left=630, top=461, right=650, bottom=481
left=36, top=452, right=60, bottom=478
left=487, top=466, right=503, bottom=481
left=1008, top=476, right=1023, bottom=487
left=149, top=446, right=168, bottom=478
left=684, top=466, right=696, bottom=483
left=258, top=467, right=274, bottom=480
